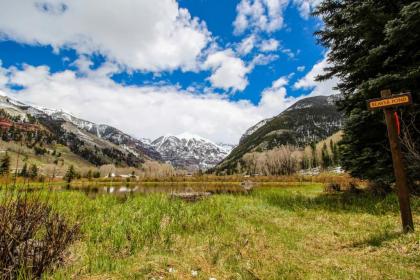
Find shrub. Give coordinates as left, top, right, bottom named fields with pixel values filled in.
left=0, top=192, right=80, bottom=279
left=29, top=164, right=38, bottom=180
left=324, top=182, right=341, bottom=193
left=367, top=181, right=393, bottom=196
left=92, top=171, right=101, bottom=178
left=0, top=153, right=10, bottom=175
left=64, top=165, right=78, bottom=183
left=34, top=146, right=47, bottom=156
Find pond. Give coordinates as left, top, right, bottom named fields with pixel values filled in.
left=73, top=183, right=246, bottom=197
left=12, top=182, right=254, bottom=199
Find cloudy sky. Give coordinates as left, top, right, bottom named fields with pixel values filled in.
left=0, top=0, right=336, bottom=144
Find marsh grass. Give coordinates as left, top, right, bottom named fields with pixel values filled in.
left=7, top=184, right=420, bottom=279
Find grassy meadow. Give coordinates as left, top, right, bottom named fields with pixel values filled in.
left=15, top=183, right=417, bottom=280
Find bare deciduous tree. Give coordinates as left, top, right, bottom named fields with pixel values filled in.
left=141, top=161, right=175, bottom=178
left=242, top=145, right=299, bottom=176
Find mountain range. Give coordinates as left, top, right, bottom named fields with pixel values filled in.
left=0, top=94, right=343, bottom=171
left=150, top=133, right=234, bottom=171
left=214, top=95, right=343, bottom=173
left=0, top=95, right=232, bottom=170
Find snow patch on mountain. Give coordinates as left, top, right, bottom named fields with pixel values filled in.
left=327, top=94, right=342, bottom=105
left=151, top=134, right=233, bottom=170
left=239, top=117, right=273, bottom=144
left=216, top=143, right=235, bottom=154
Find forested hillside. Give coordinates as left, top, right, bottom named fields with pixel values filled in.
left=215, top=95, right=343, bottom=173
left=0, top=96, right=156, bottom=168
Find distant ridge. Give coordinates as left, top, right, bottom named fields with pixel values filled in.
left=214, top=94, right=343, bottom=173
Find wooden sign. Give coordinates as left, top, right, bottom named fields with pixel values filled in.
left=367, top=93, right=412, bottom=110
left=367, top=90, right=414, bottom=233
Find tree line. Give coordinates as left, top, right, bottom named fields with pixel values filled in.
left=238, top=138, right=340, bottom=176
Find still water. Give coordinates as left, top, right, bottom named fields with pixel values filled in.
left=23, top=182, right=252, bottom=199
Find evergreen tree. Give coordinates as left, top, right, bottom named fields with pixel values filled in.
left=321, top=143, right=332, bottom=169
left=26, top=132, right=33, bottom=143
left=93, top=171, right=101, bottom=178
left=0, top=153, right=10, bottom=175
left=64, top=165, right=77, bottom=183
left=314, top=1, right=420, bottom=186
left=301, top=154, right=310, bottom=170
left=329, top=139, right=339, bottom=166
left=29, top=164, right=38, bottom=180
left=85, top=170, right=93, bottom=180
left=20, top=162, right=28, bottom=178
left=329, top=140, right=335, bottom=165
left=310, top=142, right=318, bottom=167
left=2, top=131, right=9, bottom=141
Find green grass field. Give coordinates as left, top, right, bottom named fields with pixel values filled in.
left=21, top=184, right=420, bottom=279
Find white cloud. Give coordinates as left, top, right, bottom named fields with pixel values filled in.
left=258, top=75, right=303, bottom=116
left=297, top=65, right=305, bottom=72
left=9, top=65, right=50, bottom=87
left=204, top=49, right=250, bottom=91
left=272, top=76, right=289, bottom=88
left=233, top=0, right=322, bottom=35
left=71, top=55, right=120, bottom=81
left=0, top=0, right=210, bottom=72
left=0, top=63, right=304, bottom=144
left=249, top=53, right=279, bottom=68
left=237, top=34, right=257, bottom=55
left=259, top=38, right=280, bottom=52
left=281, top=48, right=296, bottom=59
left=0, top=61, right=8, bottom=88
left=294, top=54, right=338, bottom=96
left=233, top=0, right=289, bottom=35
left=71, top=56, right=94, bottom=75
left=292, top=0, right=322, bottom=19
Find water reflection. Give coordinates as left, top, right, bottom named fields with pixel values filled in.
left=60, top=182, right=247, bottom=198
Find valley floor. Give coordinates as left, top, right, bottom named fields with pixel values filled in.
left=36, top=183, right=420, bottom=279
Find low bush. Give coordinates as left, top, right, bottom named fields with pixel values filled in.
left=367, top=181, right=393, bottom=196
left=324, top=182, right=341, bottom=193
left=0, top=192, right=80, bottom=279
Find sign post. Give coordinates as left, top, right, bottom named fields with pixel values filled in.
left=367, top=89, right=414, bottom=233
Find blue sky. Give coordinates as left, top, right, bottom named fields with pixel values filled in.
left=0, top=0, right=336, bottom=144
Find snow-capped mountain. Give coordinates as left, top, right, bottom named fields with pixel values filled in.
left=27, top=105, right=162, bottom=160
left=151, top=133, right=234, bottom=170
left=0, top=96, right=161, bottom=165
